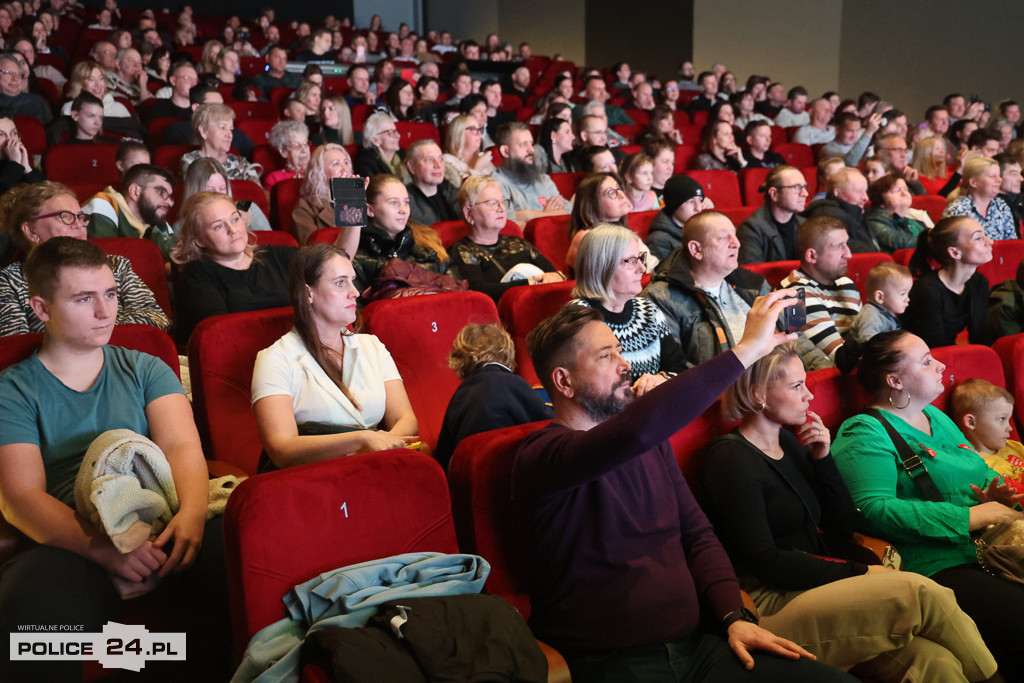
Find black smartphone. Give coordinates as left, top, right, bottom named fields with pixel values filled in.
left=783, top=288, right=807, bottom=333
left=330, top=177, right=367, bottom=227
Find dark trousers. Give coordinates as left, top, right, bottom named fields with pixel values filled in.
left=932, top=562, right=1024, bottom=682
left=0, top=517, right=231, bottom=683
left=566, top=629, right=857, bottom=683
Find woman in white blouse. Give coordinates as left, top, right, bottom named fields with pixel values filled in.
left=251, top=244, right=419, bottom=471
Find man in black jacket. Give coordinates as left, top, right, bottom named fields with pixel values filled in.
left=738, top=165, right=807, bottom=264
left=405, top=140, right=459, bottom=225
left=803, top=167, right=877, bottom=253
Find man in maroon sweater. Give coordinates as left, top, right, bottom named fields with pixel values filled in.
left=512, top=296, right=856, bottom=682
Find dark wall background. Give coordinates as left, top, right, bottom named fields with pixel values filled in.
left=585, top=0, right=693, bottom=81
left=838, top=0, right=1024, bottom=121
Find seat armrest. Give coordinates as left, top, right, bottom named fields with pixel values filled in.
left=847, top=532, right=902, bottom=569
left=538, top=640, right=571, bottom=683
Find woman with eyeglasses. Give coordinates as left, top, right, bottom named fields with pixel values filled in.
left=170, top=191, right=296, bottom=343
left=565, top=172, right=655, bottom=274
left=0, top=181, right=170, bottom=336
left=442, top=113, right=495, bottom=187
left=352, top=112, right=405, bottom=179
left=569, top=224, right=686, bottom=397
left=449, top=176, right=564, bottom=304
left=264, top=120, right=310, bottom=190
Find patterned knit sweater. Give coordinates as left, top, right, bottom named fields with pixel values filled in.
left=569, top=297, right=686, bottom=381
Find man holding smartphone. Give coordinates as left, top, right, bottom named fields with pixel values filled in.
left=643, top=211, right=772, bottom=367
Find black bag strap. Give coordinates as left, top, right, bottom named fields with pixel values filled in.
left=866, top=408, right=945, bottom=503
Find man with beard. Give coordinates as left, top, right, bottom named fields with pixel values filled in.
left=511, top=300, right=853, bottom=683
left=492, top=122, right=571, bottom=225
left=84, top=165, right=177, bottom=261
left=779, top=216, right=862, bottom=370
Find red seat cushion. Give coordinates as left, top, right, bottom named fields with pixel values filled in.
left=89, top=237, right=172, bottom=317
left=523, top=214, right=572, bottom=273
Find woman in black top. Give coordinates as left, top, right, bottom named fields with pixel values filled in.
left=701, top=342, right=996, bottom=682
left=448, top=176, right=564, bottom=304
left=902, top=216, right=992, bottom=347
left=352, top=174, right=450, bottom=292
left=170, top=192, right=296, bottom=342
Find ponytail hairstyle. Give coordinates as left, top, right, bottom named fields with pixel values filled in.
left=907, top=215, right=972, bottom=277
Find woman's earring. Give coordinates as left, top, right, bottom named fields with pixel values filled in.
left=888, top=390, right=911, bottom=410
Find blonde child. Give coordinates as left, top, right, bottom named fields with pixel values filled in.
left=951, top=378, right=1024, bottom=492
left=847, top=261, right=912, bottom=346
left=620, top=153, right=659, bottom=212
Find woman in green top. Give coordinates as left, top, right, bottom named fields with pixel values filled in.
left=832, top=329, right=1024, bottom=679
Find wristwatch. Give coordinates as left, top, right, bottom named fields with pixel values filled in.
left=722, top=607, right=759, bottom=629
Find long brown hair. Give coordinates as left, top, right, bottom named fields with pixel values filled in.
left=289, top=243, right=362, bottom=409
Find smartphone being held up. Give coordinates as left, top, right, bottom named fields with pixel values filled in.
left=331, top=177, right=367, bottom=228
left=783, top=287, right=807, bottom=334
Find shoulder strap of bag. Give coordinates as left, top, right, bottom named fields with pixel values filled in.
left=865, top=408, right=944, bottom=503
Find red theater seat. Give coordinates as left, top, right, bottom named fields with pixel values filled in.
left=774, top=143, right=814, bottom=168
left=931, top=344, right=1016, bottom=441
left=361, top=291, right=500, bottom=449
left=188, top=307, right=294, bottom=474
left=44, top=143, right=120, bottom=187
left=740, top=167, right=770, bottom=207
left=846, top=252, right=894, bottom=300
left=270, top=177, right=304, bottom=237
left=687, top=170, right=742, bottom=208
left=497, top=280, right=575, bottom=386
left=977, top=239, right=1024, bottom=287
left=994, top=333, right=1024, bottom=434
left=89, top=237, right=172, bottom=317
left=447, top=425, right=572, bottom=682
left=523, top=214, right=572, bottom=273
left=745, top=259, right=799, bottom=289
left=225, top=450, right=457, bottom=662
left=549, top=172, right=583, bottom=199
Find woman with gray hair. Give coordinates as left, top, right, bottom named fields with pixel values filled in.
left=569, top=223, right=686, bottom=396
left=353, top=111, right=404, bottom=178
left=179, top=103, right=261, bottom=183
left=264, top=120, right=310, bottom=190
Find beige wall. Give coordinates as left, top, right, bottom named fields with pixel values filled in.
left=693, top=0, right=842, bottom=97
left=498, top=0, right=586, bottom=64
left=425, top=0, right=499, bottom=44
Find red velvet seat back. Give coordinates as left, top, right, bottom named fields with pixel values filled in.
left=361, top=291, right=500, bottom=449
left=891, top=248, right=913, bottom=267
left=628, top=210, right=659, bottom=242
left=745, top=259, right=799, bottom=289
left=225, top=450, right=457, bottom=659
left=774, top=143, right=814, bottom=168
left=673, top=144, right=699, bottom=174
left=396, top=120, right=441, bottom=147
left=931, top=344, right=1017, bottom=440
left=235, top=119, right=276, bottom=148
left=910, top=194, right=947, bottom=224
left=44, top=143, right=120, bottom=187
left=232, top=179, right=271, bottom=217
left=497, top=280, right=575, bottom=387
left=89, top=237, right=172, bottom=318
left=448, top=421, right=548, bottom=618
left=524, top=214, right=572, bottom=273
left=805, top=367, right=869, bottom=434
left=253, top=230, right=299, bottom=247
left=548, top=172, right=583, bottom=199
left=994, top=333, right=1024, bottom=435
left=977, top=239, right=1024, bottom=288
left=719, top=205, right=757, bottom=228
left=847, top=252, right=894, bottom=300
left=188, top=307, right=294, bottom=473
left=686, top=170, right=742, bottom=208
left=270, top=177, right=304, bottom=237
left=740, top=167, right=770, bottom=207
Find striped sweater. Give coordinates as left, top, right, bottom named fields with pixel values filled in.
left=779, top=268, right=861, bottom=367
